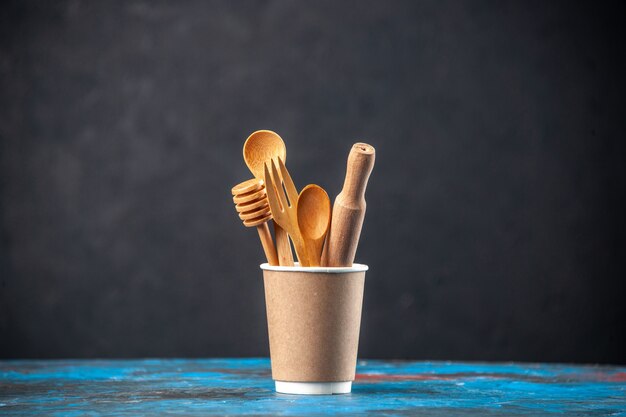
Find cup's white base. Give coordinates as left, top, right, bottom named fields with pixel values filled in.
left=275, top=381, right=352, bottom=395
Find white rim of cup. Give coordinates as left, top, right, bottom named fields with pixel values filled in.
left=260, top=262, right=368, bottom=273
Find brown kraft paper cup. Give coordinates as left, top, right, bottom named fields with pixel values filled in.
left=261, top=263, right=368, bottom=395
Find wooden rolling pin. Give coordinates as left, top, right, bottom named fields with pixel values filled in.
left=321, top=143, right=375, bottom=267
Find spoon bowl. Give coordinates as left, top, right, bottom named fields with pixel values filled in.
left=243, top=130, right=287, bottom=180
left=243, top=130, right=293, bottom=266
left=297, top=184, right=331, bottom=266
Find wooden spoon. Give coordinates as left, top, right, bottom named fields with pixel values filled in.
left=243, top=130, right=294, bottom=266
left=243, top=130, right=287, bottom=179
left=297, top=184, right=331, bottom=267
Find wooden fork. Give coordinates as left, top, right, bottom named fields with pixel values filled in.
left=264, top=157, right=310, bottom=266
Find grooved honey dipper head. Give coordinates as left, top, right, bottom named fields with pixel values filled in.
left=231, top=178, right=273, bottom=227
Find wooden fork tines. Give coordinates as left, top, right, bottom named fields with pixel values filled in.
left=264, top=157, right=309, bottom=266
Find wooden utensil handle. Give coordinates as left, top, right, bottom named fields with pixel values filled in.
left=257, top=223, right=279, bottom=266
left=304, top=238, right=321, bottom=267
left=321, top=143, right=375, bottom=267
left=341, top=143, right=375, bottom=204
left=274, top=221, right=294, bottom=266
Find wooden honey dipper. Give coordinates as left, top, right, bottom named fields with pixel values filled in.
left=231, top=178, right=279, bottom=266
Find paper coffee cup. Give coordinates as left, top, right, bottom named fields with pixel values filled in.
left=261, top=263, right=368, bottom=395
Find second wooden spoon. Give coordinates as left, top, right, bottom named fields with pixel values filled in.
left=243, top=130, right=294, bottom=266
left=297, top=184, right=331, bottom=267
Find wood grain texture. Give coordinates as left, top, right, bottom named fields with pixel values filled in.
left=243, top=130, right=294, bottom=266
left=322, top=143, right=375, bottom=267
left=264, top=158, right=309, bottom=266
left=231, top=179, right=278, bottom=266
left=255, top=223, right=278, bottom=266
left=273, top=225, right=294, bottom=266
left=243, top=130, right=287, bottom=180
left=297, top=184, right=331, bottom=267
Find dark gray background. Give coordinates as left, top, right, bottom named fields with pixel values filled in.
left=1, top=1, right=624, bottom=363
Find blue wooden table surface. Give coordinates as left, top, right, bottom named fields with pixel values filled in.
left=1, top=358, right=624, bottom=416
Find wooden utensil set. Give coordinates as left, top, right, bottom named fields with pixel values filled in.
left=231, top=130, right=375, bottom=268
